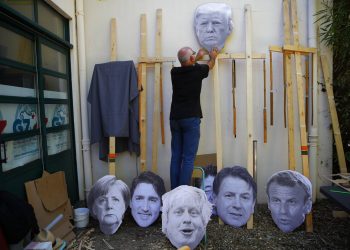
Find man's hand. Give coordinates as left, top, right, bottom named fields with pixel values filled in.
left=207, top=47, right=218, bottom=69
left=195, top=48, right=208, bottom=62
left=209, top=47, right=218, bottom=60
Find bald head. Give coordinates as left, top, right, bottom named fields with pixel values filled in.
left=177, top=47, right=195, bottom=65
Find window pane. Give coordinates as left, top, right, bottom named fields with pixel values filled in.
left=0, top=0, right=34, bottom=20
left=0, top=26, right=34, bottom=65
left=0, top=65, right=36, bottom=97
left=0, top=103, right=39, bottom=134
left=45, top=104, right=69, bottom=128
left=41, top=44, right=66, bottom=74
left=37, top=1, right=64, bottom=39
left=47, top=129, right=70, bottom=155
left=1, top=136, right=40, bottom=172
left=43, top=75, right=67, bottom=99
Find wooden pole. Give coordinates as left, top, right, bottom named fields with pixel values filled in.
left=320, top=55, right=348, bottom=174
left=232, top=59, right=237, bottom=138
left=290, top=0, right=312, bottom=232
left=108, top=18, right=117, bottom=176
left=305, top=57, right=309, bottom=133
left=269, top=50, right=274, bottom=126
left=156, top=9, right=165, bottom=146
left=139, top=14, right=148, bottom=172
left=245, top=4, right=254, bottom=230
left=263, top=59, right=267, bottom=143
left=283, top=53, right=287, bottom=128
left=283, top=0, right=296, bottom=171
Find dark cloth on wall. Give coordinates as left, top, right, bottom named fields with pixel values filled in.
left=88, top=60, right=140, bottom=159
left=170, top=63, right=209, bottom=120
left=0, top=190, right=39, bottom=244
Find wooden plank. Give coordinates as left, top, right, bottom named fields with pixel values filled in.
left=110, top=18, right=117, bottom=61
left=305, top=57, right=309, bottom=133
left=139, top=14, right=147, bottom=172
left=109, top=18, right=117, bottom=176
left=217, top=53, right=266, bottom=60
left=140, top=14, right=147, bottom=58
left=263, top=60, right=267, bottom=143
left=138, top=56, right=176, bottom=63
left=283, top=45, right=317, bottom=54
left=232, top=60, right=237, bottom=137
left=283, top=0, right=296, bottom=171
left=156, top=9, right=165, bottom=146
left=290, top=0, right=312, bottom=233
left=152, top=63, right=161, bottom=173
left=213, top=60, right=223, bottom=226
left=140, top=63, right=147, bottom=172
left=245, top=4, right=254, bottom=230
left=320, top=55, right=348, bottom=173
left=269, top=50, right=274, bottom=125
left=213, top=61, right=223, bottom=172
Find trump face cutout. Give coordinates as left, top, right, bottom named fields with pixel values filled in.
left=194, top=3, right=233, bottom=52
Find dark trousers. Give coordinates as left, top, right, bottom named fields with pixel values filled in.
left=170, top=117, right=200, bottom=189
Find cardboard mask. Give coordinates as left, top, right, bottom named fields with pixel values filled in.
left=162, top=185, right=212, bottom=249
left=130, top=171, right=165, bottom=227
left=87, top=175, right=130, bottom=235
left=194, top=3, right=233, bottom=52
left=213, top=166, right=257, bottom=228
left=266, top=170, right=312, bottom=233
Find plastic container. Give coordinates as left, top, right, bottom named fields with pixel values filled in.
left=73, top=207, right=89, bottom=228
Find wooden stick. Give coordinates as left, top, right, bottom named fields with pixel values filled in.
left=110, top=18, right=117, bottom=61
left=269, top=50, right=274, bottom=126
left=320, top=55, right=348, bottom=173
left=160, top=65, right=165, bottom=144
left=155, top=9, right=165, bottom=146
left=232, top=59, right=237, bottom=138
left=109, top=18, right=117, bottom=176
left=310, top=54, right=314, bottom=126
left=245, top=4, right=254, bottom=230
left=291, top=0, right=312, bottom=232
left=139, top=14, right=147, bottom=172
left=305, top=57, right=309, bottom=133
left=283, top=53, right=287, bottom=128
left=283, top=0, right=296, bottom=171
left=263, top=59, right=267, bottom=143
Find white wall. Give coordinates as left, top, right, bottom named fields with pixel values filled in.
left=77, top=0, right=332, bottom=203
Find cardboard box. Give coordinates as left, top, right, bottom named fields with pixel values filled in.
left=25, top=171, right=75, bottom=243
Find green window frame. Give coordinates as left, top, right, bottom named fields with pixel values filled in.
left=0, top=0, right=77, bottom=202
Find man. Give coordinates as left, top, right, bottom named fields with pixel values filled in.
left=161, top=185, right=212, bottom=250
left=266, top=170, right=312, bottom=233
left=194, top=3, right=233, bottom=52
left=130, top=171, right=166, bottom=227
left=213, top=166, right=256, bottom=227
left=170, top=46, right=218, bottom=189
left=87, top=175, right=130, bottom=235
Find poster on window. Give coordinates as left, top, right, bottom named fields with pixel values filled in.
left=47, top=130, right=70, bottom=155
left=2, top=136, right=40, bottom=172
left=0, top=104, right=38, bottom=134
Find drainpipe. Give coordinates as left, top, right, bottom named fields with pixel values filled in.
left=307, top=0, right=318, bottom=203
left=75, top=0, right=92, bottom=199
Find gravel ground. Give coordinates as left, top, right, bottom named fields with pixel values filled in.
left=68, top=199, right=349, bottom=250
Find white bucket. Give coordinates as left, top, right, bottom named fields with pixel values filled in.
left=74, top=207, right=89, bottom=228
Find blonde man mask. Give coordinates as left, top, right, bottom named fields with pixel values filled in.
left=162, top=185, right=212, bottom=249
